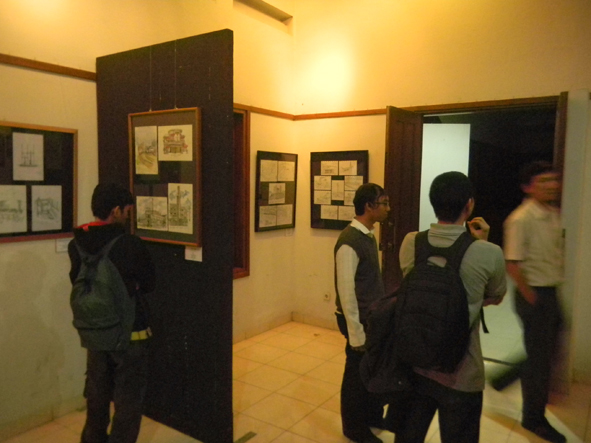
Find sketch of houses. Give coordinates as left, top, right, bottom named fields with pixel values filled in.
left=31, top=185, right=62, bottom=232
left=163, top=129, right=188, bottom=155
left=158, top=125, right=193, bottom=161
left=0, top=185, right=27, bottom=233
left=34, top=196, right=59, bottom=220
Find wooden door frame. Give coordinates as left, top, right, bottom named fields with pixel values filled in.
left=382, top=95, right=564, bottom=292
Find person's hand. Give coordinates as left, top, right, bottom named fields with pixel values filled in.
left=522, top=288, right=538, bottom=306
left=468, top=217, right=490, bottom=241
left=351, top=344, right=366, bottom=352
left=483, top=297, right=503, bottom=306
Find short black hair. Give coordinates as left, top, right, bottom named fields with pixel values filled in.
left=519, top=160, right=556, bottom=186
left=429, top=171, right=474, bottom=223
left=353, top=183, right=386, bottom=216
left=91, top=183, right=134, bottom=220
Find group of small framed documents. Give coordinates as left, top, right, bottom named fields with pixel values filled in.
left=254, top=149, right=368, bottom=232
left=310, top=150, right=368, bottom=230
left=0, top=121, right=76, bottom=243
left=129, top=108, right=202, bottom=246
left=255, top=151, right=298, bottom=232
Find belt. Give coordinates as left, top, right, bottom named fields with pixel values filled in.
left=131, top=328, right=152, bottom=341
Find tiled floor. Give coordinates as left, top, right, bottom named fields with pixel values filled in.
left=5, top=321, right=591, bottom=443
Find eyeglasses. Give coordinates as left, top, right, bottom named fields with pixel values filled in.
left=375, top=201, right=390, bottom=207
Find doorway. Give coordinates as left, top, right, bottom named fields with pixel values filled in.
left=381, top=99, right=562, bottom=364
left=423, top=107, right=557, bottom=363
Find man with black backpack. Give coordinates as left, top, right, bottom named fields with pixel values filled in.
left=69, top=183, right=155, bottom=443
left=393, top=172, right=506, bottom=443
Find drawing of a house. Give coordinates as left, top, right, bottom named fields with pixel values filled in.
left=162, top=129, right=188, bottom=155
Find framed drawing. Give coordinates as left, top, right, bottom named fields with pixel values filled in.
left=310, top=150, right=368, bottom=230
left=0, top=121, right=76, bottom=243
left=255, top=151, right=298, bottom=232
left=129, top=108, right=202, bottom=246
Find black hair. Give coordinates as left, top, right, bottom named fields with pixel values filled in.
left=519, top=161, right=556, bottom=187
left=91, top=183, right=134, bottom=220
left=353, top=183, right=386, bottom=216
left=429, top=171, right=474, bottom=223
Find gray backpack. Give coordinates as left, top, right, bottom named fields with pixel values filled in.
left=70, top=235, right=135, bottom=351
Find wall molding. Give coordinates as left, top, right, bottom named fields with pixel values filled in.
left=0, top=53, right=96, bottom=81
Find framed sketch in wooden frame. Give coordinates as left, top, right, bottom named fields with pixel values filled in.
left=310, top=150, right=368, bottom=230
left=0, top=121, right=77, bottom=243
left=129, top=108, right=202, bottom=246
left=255, top=151, right=298, bottom=232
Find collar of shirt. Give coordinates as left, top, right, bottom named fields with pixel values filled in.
left=523, top=198, right=559, bottom=220
left=351, top=218, right=374, bottom=236
left=428, top=222, right=467, bottom=240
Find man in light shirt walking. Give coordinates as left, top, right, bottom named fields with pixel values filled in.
left=504, top=161, right=566, bottom=443
left=334, top=183, right=390, bottom=443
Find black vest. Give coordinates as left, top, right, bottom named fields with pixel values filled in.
left=334, top=224, right=385, bottom=323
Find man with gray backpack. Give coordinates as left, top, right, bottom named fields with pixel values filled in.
left=393, top=172, right=506, bottom=443
left=69, top=183, right=155, bottom=443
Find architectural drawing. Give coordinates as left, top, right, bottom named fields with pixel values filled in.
left=13, top=132, right=44, bottom=181
left=321, top=160, right=339, bottom=176
left=135, top=126, right=158, bottom=175
left=276, top=204, right=293, bottom=226
left=0, top=185, right=27, bottom=234
left=268, top=183, right=286, bottom=205
left=338, top=205, right=356, bottom=221
left=321, top=205, right=339, bottom=220
left=332, top=180, right=345, bottom=201
left=314, top=175, right=331, bottom=190
left=168, top=183, right=193, bottom=234
left=339, top=160, right=357, bottom=176
left=260, top=160, right=278, bottom=182
left=158, top=125, right=193, bottom=161
left=136, top=196, right=168, bottom=231
left=344, top=175, right=364, bottom=191
left=259, top=205, right=277, bottom=228
left=277, top=161, right=295, bottom=182
left=32, top=186, right=62, bottom=232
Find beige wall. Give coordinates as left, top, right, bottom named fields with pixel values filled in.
left=2, top=0, right=591, bottom=438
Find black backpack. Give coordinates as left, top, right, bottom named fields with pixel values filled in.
left=393, top=230, right=474, bottom=373
left=70, top=235, right=135, bottom=351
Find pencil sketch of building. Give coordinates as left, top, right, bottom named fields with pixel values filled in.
left=34, top=196, right=59, bottom=220
left=169, top=185, right=191, bottom=228
left=20, top=145, right=36, bottom=167
left=162, top=129, right=188, bottom=155
left=137, top=197, right=167, bottom=230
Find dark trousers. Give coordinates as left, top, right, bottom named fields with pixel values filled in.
left=515, top=286, right=562, bottom=424
left=394, top=374, right=483, bottom=443
left=82, top=340, right=149, bottom=443
left=336, top=313, right=384, bottom=440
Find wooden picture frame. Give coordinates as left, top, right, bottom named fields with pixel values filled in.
left=255, top=151, right=298, bottom=232
left=0, top=121, right=77, bottom=243
left=129, top=108, right=202, bottom=246
left=310, top=150, right=369, bottom=230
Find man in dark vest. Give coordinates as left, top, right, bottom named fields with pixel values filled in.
left=334, top=183, right=390, bottom=443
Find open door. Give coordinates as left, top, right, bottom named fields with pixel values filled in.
left=381, top=106, right=423, bottom=294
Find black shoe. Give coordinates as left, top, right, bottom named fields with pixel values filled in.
left=521, top=418, right=566, bottom=443
left=344, top=432, right=382, bottom=443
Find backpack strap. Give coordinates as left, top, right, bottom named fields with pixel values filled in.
left=75, top=235, right=123, bottom=261
left=414, top=230, right=474, bottom=272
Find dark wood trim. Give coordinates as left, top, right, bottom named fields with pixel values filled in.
left=0, top=53, right=96, bottom=81
left=233, top=103, right=294, bottom=120
left=233, top=109, right=251, bottom=279
left=404, top=96, right=559, bottom=114
left=553, top=91, right=568, bottom=175
left=294, top=109, right=387, bottom=120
